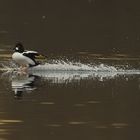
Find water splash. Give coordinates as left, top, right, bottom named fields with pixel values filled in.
left=1, top=60, right=140, bottom=83
left=0, top=61, right=18, bottom=71
left=30, top=60, right=118, bottom=72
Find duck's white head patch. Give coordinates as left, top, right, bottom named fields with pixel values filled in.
left=15, top=47, right=19, bottom=51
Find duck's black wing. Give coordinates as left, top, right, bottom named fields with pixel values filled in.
left=22, top=51, right=40, bottom=66
left=22, top=51, right=39, bottom=60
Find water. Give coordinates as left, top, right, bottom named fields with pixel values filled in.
left=0, top=0, right=140, bottom=139
left=0, top=51, right=140, bottom=140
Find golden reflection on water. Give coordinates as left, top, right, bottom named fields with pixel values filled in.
left=0, top=119, right=23, bottom=123
left=47, top=124, right=62, bottom=127
left=87, top=100, right=101, bottom=104
left=111, top=123, right=129, bottom=128
left=45, top=121, right=129, bottom=128
left=68, top=121, right=88, bottom=125
left=66, top=121, right=129, bottom=129
left=40, top=102, right=55, bottom=105
left=0, top=119, right=23, bottom=139
left=74, top=104, right=85, bottom=107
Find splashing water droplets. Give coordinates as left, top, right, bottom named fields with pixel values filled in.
left=30, top=60, right=117, bottom=72
left=1, top=60, right=140, bottom=83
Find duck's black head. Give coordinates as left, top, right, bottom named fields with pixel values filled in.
left=13, top=42, right=24, bottom=53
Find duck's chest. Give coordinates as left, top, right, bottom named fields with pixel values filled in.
left=12, top=52, right=35, bottom=65
left=12, top=52, right=27, bottom=64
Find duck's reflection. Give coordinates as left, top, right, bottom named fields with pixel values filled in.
left=3, top=67, right=137, bottom=99
left=11, top=74, right=37, bottom=99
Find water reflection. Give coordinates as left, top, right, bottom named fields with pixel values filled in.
left=1, top=66, right=140, bottom=100
left=1, top=69, right=119, bottom=99
left=11, top=74, right=37, bottom=99
left=0, top=67, right=140, bottom=140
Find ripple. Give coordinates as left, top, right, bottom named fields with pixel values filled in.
left=40, top=102, right=55, bottom=105
left=68, top=121, right=87, bottom=125
left=0, top=119, right=23, bottom=123
left=111, top=123, right=129, bottom=128
left=74, top=104, right=85, bottom=107
left=47, top=124, right=62, bottom=127
left=87, top=101, right=101, bottom=104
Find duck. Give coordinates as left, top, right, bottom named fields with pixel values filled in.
left=12, top=42, right=44, bottom=69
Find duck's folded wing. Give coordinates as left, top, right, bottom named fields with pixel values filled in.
left=24, top=51, right=39, bottom=54
left=22, top=51, right=39, bottom=59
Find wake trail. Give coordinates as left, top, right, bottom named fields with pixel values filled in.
left=30, top=61, right=117, bottom=72
left=1, top=60, right=140, bottom=83
left=0, top=60, right=140, bottom=73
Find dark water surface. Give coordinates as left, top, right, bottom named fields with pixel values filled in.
left=0, top=0, right=140, bottom=139
left=1, top=0, right=140, bottom=53
left=0, top=52, right=140, bottom=140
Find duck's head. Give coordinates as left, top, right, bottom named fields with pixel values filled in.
left=13, top=42, right=24, bottom=53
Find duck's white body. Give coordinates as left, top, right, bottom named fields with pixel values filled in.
left=12, top=52, right=36, bottom=66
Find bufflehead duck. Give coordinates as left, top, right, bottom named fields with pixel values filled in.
left=12, top=43, right=42, bottom=69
